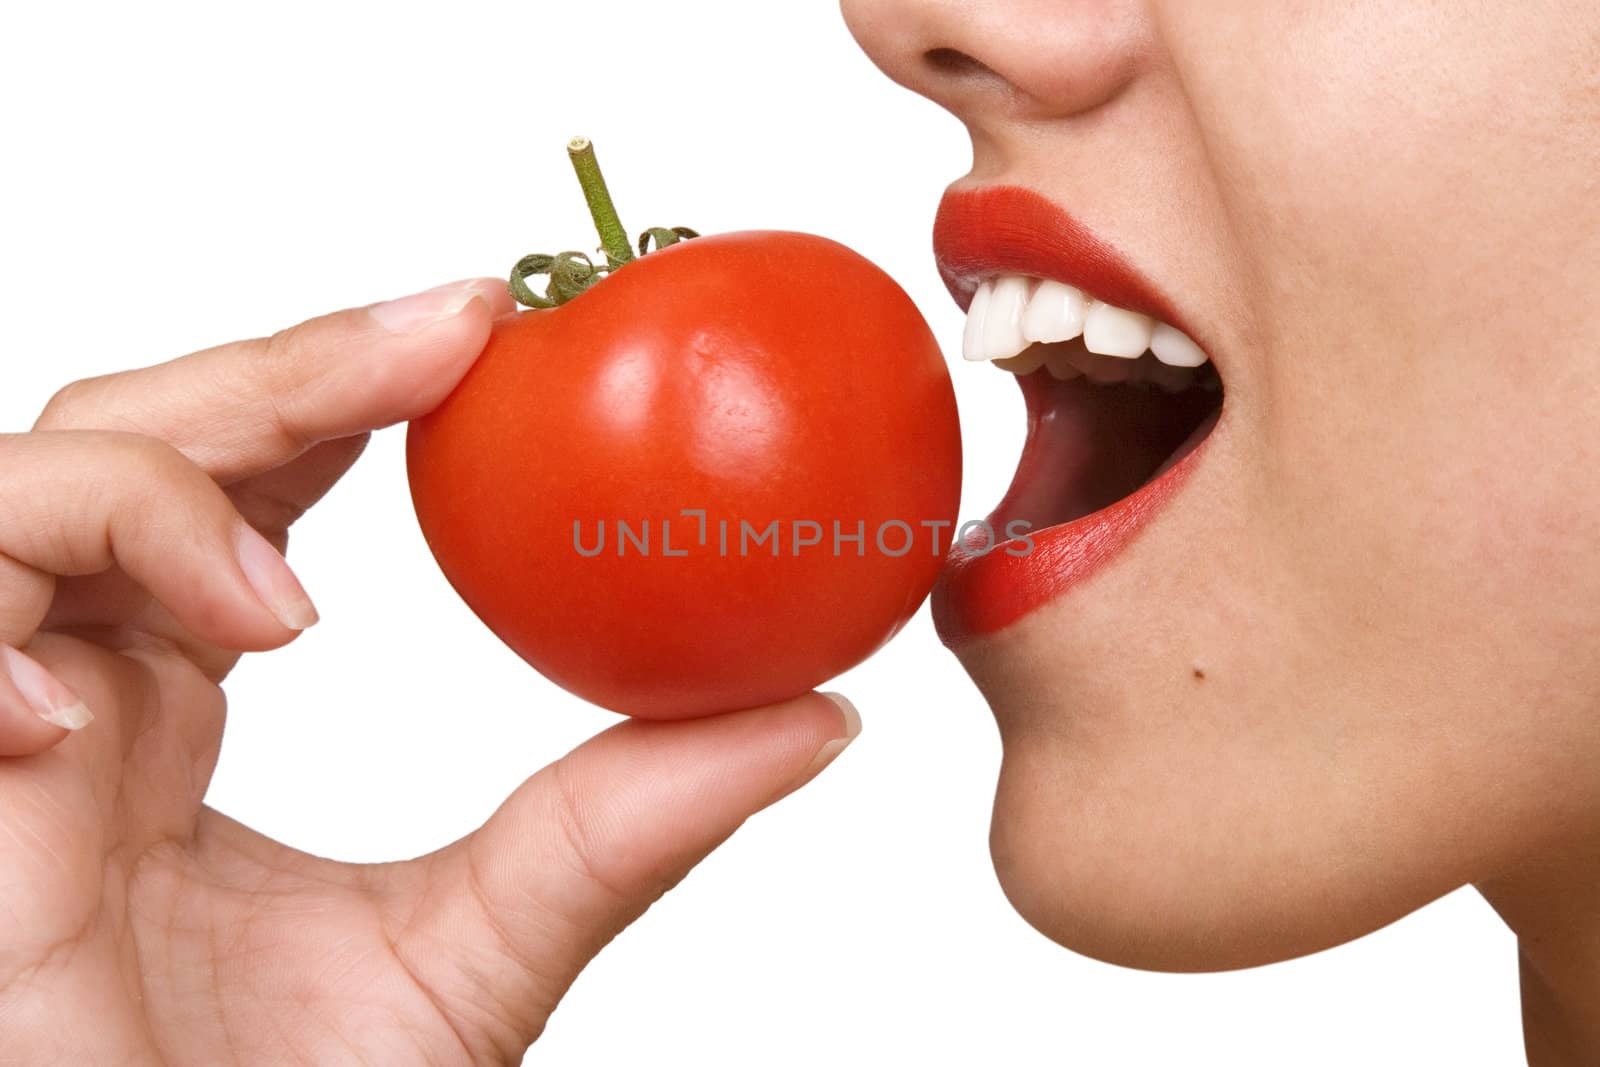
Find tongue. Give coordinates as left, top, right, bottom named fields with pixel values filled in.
left=996, top=372, right=1219, bottom=532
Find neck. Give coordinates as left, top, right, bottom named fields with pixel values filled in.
left=1480, top=837, right=1600, bottom=1065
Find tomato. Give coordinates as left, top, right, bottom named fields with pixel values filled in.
left=407, top=230, right=961, bottom=719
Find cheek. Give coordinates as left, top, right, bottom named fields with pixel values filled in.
left=1153, top=0, right=1600, bottom=699
left=1162, top=0, right=1600, bottom=427
left=1265, top=365, right=1600, bottom=650
left=1167, top=0, right=1598, bottom=274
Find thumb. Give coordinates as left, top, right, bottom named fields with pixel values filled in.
left=387, top=691, right=860, bottom=1056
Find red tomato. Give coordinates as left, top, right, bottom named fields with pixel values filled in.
left=407, top=230, right=962, bottom=719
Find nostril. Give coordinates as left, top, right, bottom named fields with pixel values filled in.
left=924, top=47, right=999, bottom=80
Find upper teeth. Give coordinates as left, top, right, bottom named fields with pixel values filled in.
left=961, top=275, right=1207, bottom=370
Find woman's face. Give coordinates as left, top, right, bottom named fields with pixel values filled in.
left=843, top=0, right=1600, bottom=969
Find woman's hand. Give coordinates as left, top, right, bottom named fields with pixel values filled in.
left=0, top=280, right=860, bottom=1065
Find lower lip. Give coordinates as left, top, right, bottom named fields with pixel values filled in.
left=931, top=398, right=1216, bottom=646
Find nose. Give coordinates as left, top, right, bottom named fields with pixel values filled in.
left=840, top=0, right=1148, bottom=126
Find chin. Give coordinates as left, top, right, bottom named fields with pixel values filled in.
left=957, top=612, right=1472, bottom=975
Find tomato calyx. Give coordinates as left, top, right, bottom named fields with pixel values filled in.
left=508, top=137, right=701, bottom=309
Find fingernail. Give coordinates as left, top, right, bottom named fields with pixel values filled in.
left=791, top=692, right=863, bottom=787
left=1, top=646, right=93, bottom=731
left=236, top=525, right=319, bottom=631
left=370, top=279, right=491, bottom=335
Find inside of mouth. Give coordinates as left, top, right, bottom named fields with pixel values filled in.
left=989, top=343, right=1224, bottom=537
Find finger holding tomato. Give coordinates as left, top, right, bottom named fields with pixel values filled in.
left=0, top=283, right=860, bottom=1064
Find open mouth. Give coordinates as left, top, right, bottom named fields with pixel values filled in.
left=928, top=182, right=1229, bottom=642
left=963, top=274, right=1224, bottom=541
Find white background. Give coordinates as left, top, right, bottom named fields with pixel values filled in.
left=1, top=2, right=1522, bottom=1064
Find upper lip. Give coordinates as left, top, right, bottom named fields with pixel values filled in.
left=932, top=183, right=1206, bottom=362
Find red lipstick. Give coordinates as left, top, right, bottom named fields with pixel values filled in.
left=934, top=184, right=1198, bottom=341
left=930, top=184, right=1220, bottom=645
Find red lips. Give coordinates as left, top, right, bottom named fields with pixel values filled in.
left=929, top=184, right=1217, bottom=645
left=934, top=184, right=1199, bottom=345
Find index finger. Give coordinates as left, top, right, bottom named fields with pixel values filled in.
left=34, top=278, right=516, bottom=485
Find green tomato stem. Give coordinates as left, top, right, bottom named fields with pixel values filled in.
left=567, top=137, right=635, bottom=269
left=506, top=139, right=702, bottom=309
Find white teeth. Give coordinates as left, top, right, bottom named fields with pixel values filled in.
left=962, top=273, right=1211, bottom=378
left=961, top=279, right=995, bottom=362
left=1150, top=322, right=1206, bottom=368
left=1083, top=302, right=1154, bottom=359
left=1021, top=279, right=1086, bottom=344
left=963, top=276, right=1033, bottom=362
left=986, top=276, right=1032, bottom=360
